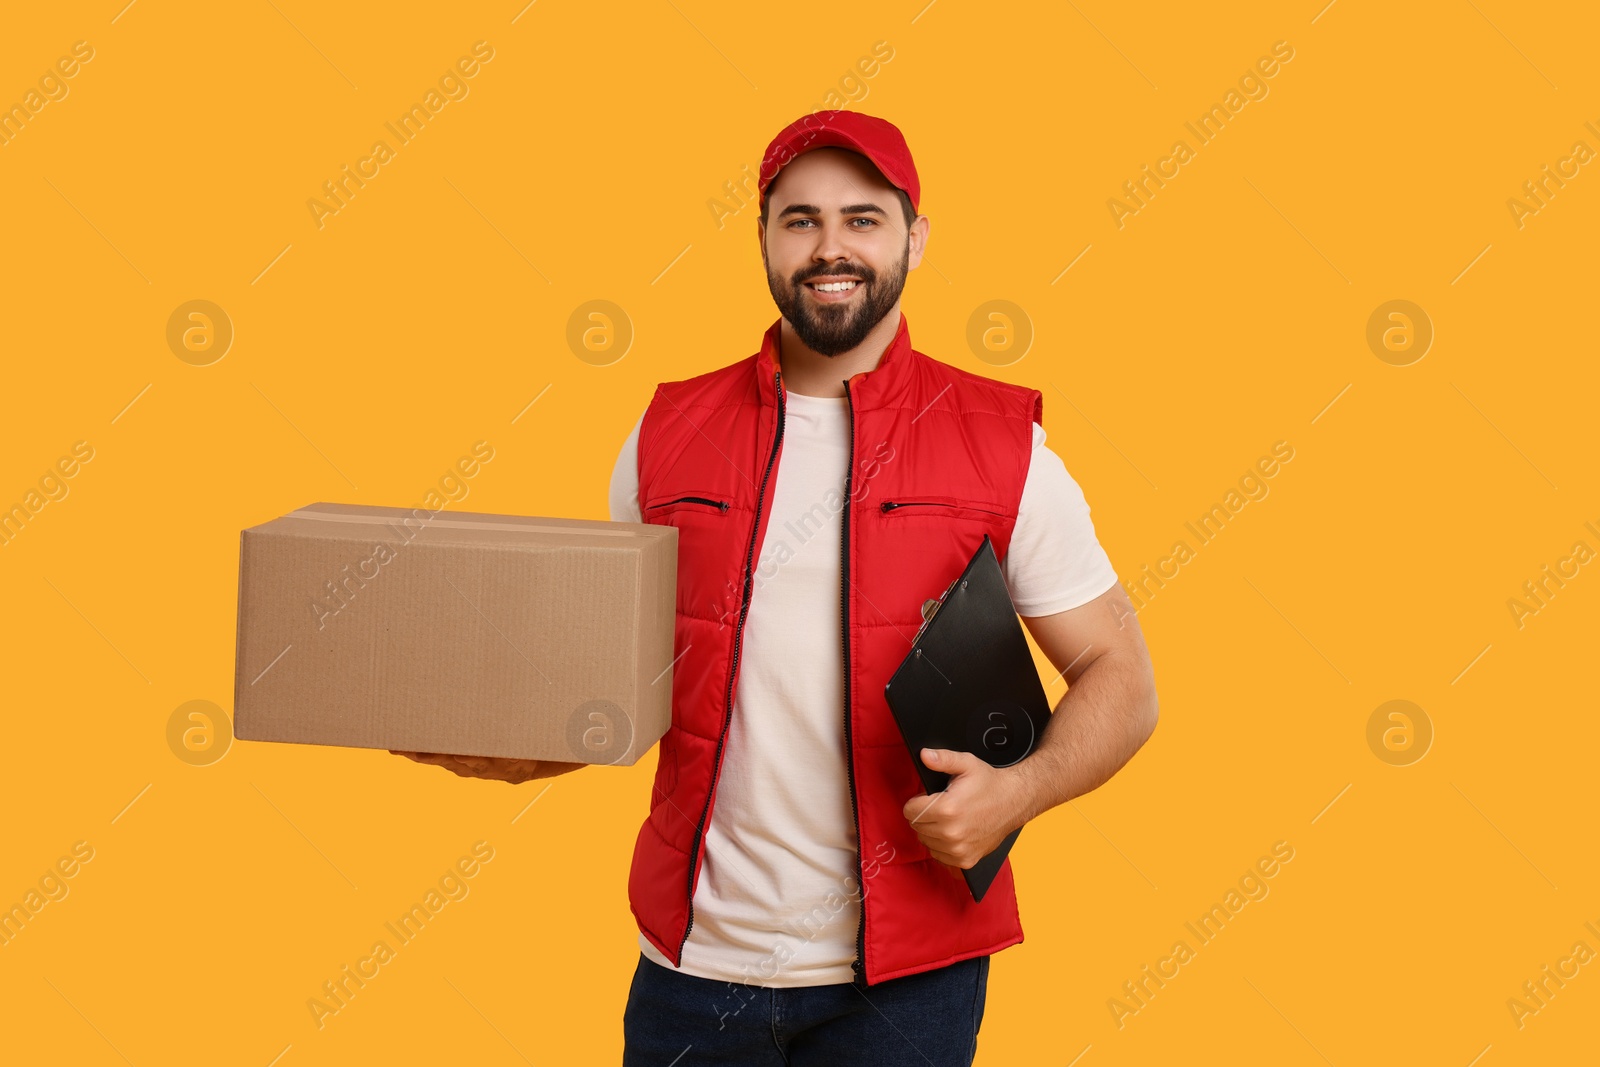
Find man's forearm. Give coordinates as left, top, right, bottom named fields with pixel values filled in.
left=1004, top=650, right=1158, bottom=826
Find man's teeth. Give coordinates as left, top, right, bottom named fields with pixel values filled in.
left=811, top=280, right=859, bottom=292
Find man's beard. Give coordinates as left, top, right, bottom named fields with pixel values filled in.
left=765, top=239, right=908, bottom=357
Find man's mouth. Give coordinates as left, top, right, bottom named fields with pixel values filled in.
left=804, top=277, right=862, bottom=300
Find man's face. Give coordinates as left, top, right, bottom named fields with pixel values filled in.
left=760, top=147, right=925, bottom=356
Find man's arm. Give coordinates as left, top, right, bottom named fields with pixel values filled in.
left=904, top=581, right=1158, bottom=871
left=1004, top=582, right=1158, bottom=824
left=903, top=423, right=1158, bottom=869
left=609, top=411, right=644, bottom=523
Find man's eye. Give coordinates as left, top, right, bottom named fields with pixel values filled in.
left=786, top=218, right=877, bottom=229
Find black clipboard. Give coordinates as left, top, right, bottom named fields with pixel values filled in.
left=883, top=534, right=1051, bottom=902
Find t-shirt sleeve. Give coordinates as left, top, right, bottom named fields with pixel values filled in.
left=608, top=411, right=645, bottom=523
left=1002, top=422, right=1121, bottom=616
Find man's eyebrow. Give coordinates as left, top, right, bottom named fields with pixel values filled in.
left=776, top=202, right=889, bottom=219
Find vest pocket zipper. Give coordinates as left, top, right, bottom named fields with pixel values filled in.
left=880, top=499, right=1005, bottom=517
left=646, top=495, right=730, bottom=512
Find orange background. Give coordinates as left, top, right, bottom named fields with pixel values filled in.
left=2, top=1, right=1596, bottom=1063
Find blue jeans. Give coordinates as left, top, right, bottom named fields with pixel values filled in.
left=621, top=951, right=989, bottom=1065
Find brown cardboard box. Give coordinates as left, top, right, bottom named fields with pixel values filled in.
left=232, top=502, right=676, bottom=765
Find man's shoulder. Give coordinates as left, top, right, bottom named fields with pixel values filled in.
left=909, top=345, right=1043, bottom=423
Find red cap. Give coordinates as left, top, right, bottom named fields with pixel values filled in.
left=758, top=110, right=920, bottom=215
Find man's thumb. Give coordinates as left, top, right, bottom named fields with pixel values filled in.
left=921, top=747, right=971, bottom=770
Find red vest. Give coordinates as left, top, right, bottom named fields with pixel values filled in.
left=628, top=311, right=1043, bottom=985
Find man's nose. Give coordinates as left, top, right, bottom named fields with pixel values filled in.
left=812, top=219, right=855, bottom=263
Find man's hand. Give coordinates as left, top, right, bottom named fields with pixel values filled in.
left=901, top=747, right=1031, bottom=880
left=390, top=750, right=585, bottom=784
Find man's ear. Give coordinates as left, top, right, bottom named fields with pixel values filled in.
left=907, top=214, right=930, bottom=270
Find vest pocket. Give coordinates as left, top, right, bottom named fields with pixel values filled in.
left=879, top=496, right=1007, bottom=520
left=643, top=494, right=731, bottom=515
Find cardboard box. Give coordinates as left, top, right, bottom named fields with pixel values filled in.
left=232, top=502, right=676, bottom=765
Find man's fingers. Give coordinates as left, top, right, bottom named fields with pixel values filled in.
left=392, top=752, right=560, bottom=785
left=907, top=794, right=942, bottom=826
left=405, top=752, right=477, bottom=775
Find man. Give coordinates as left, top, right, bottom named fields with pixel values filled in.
left=398, top=110, right=1157, bottom=1065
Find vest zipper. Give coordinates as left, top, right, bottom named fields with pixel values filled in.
left=678, top=369, right=785, bottom=960
left=843, top=378, right=868, bottom=984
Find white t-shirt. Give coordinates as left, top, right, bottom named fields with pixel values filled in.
left=608, top=390, right=1119, bottom=986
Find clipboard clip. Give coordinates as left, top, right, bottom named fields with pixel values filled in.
left=913, top=576, right=963, bottom=643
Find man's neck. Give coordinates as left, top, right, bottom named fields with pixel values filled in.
left=777, top=303, right=902, bottom=398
